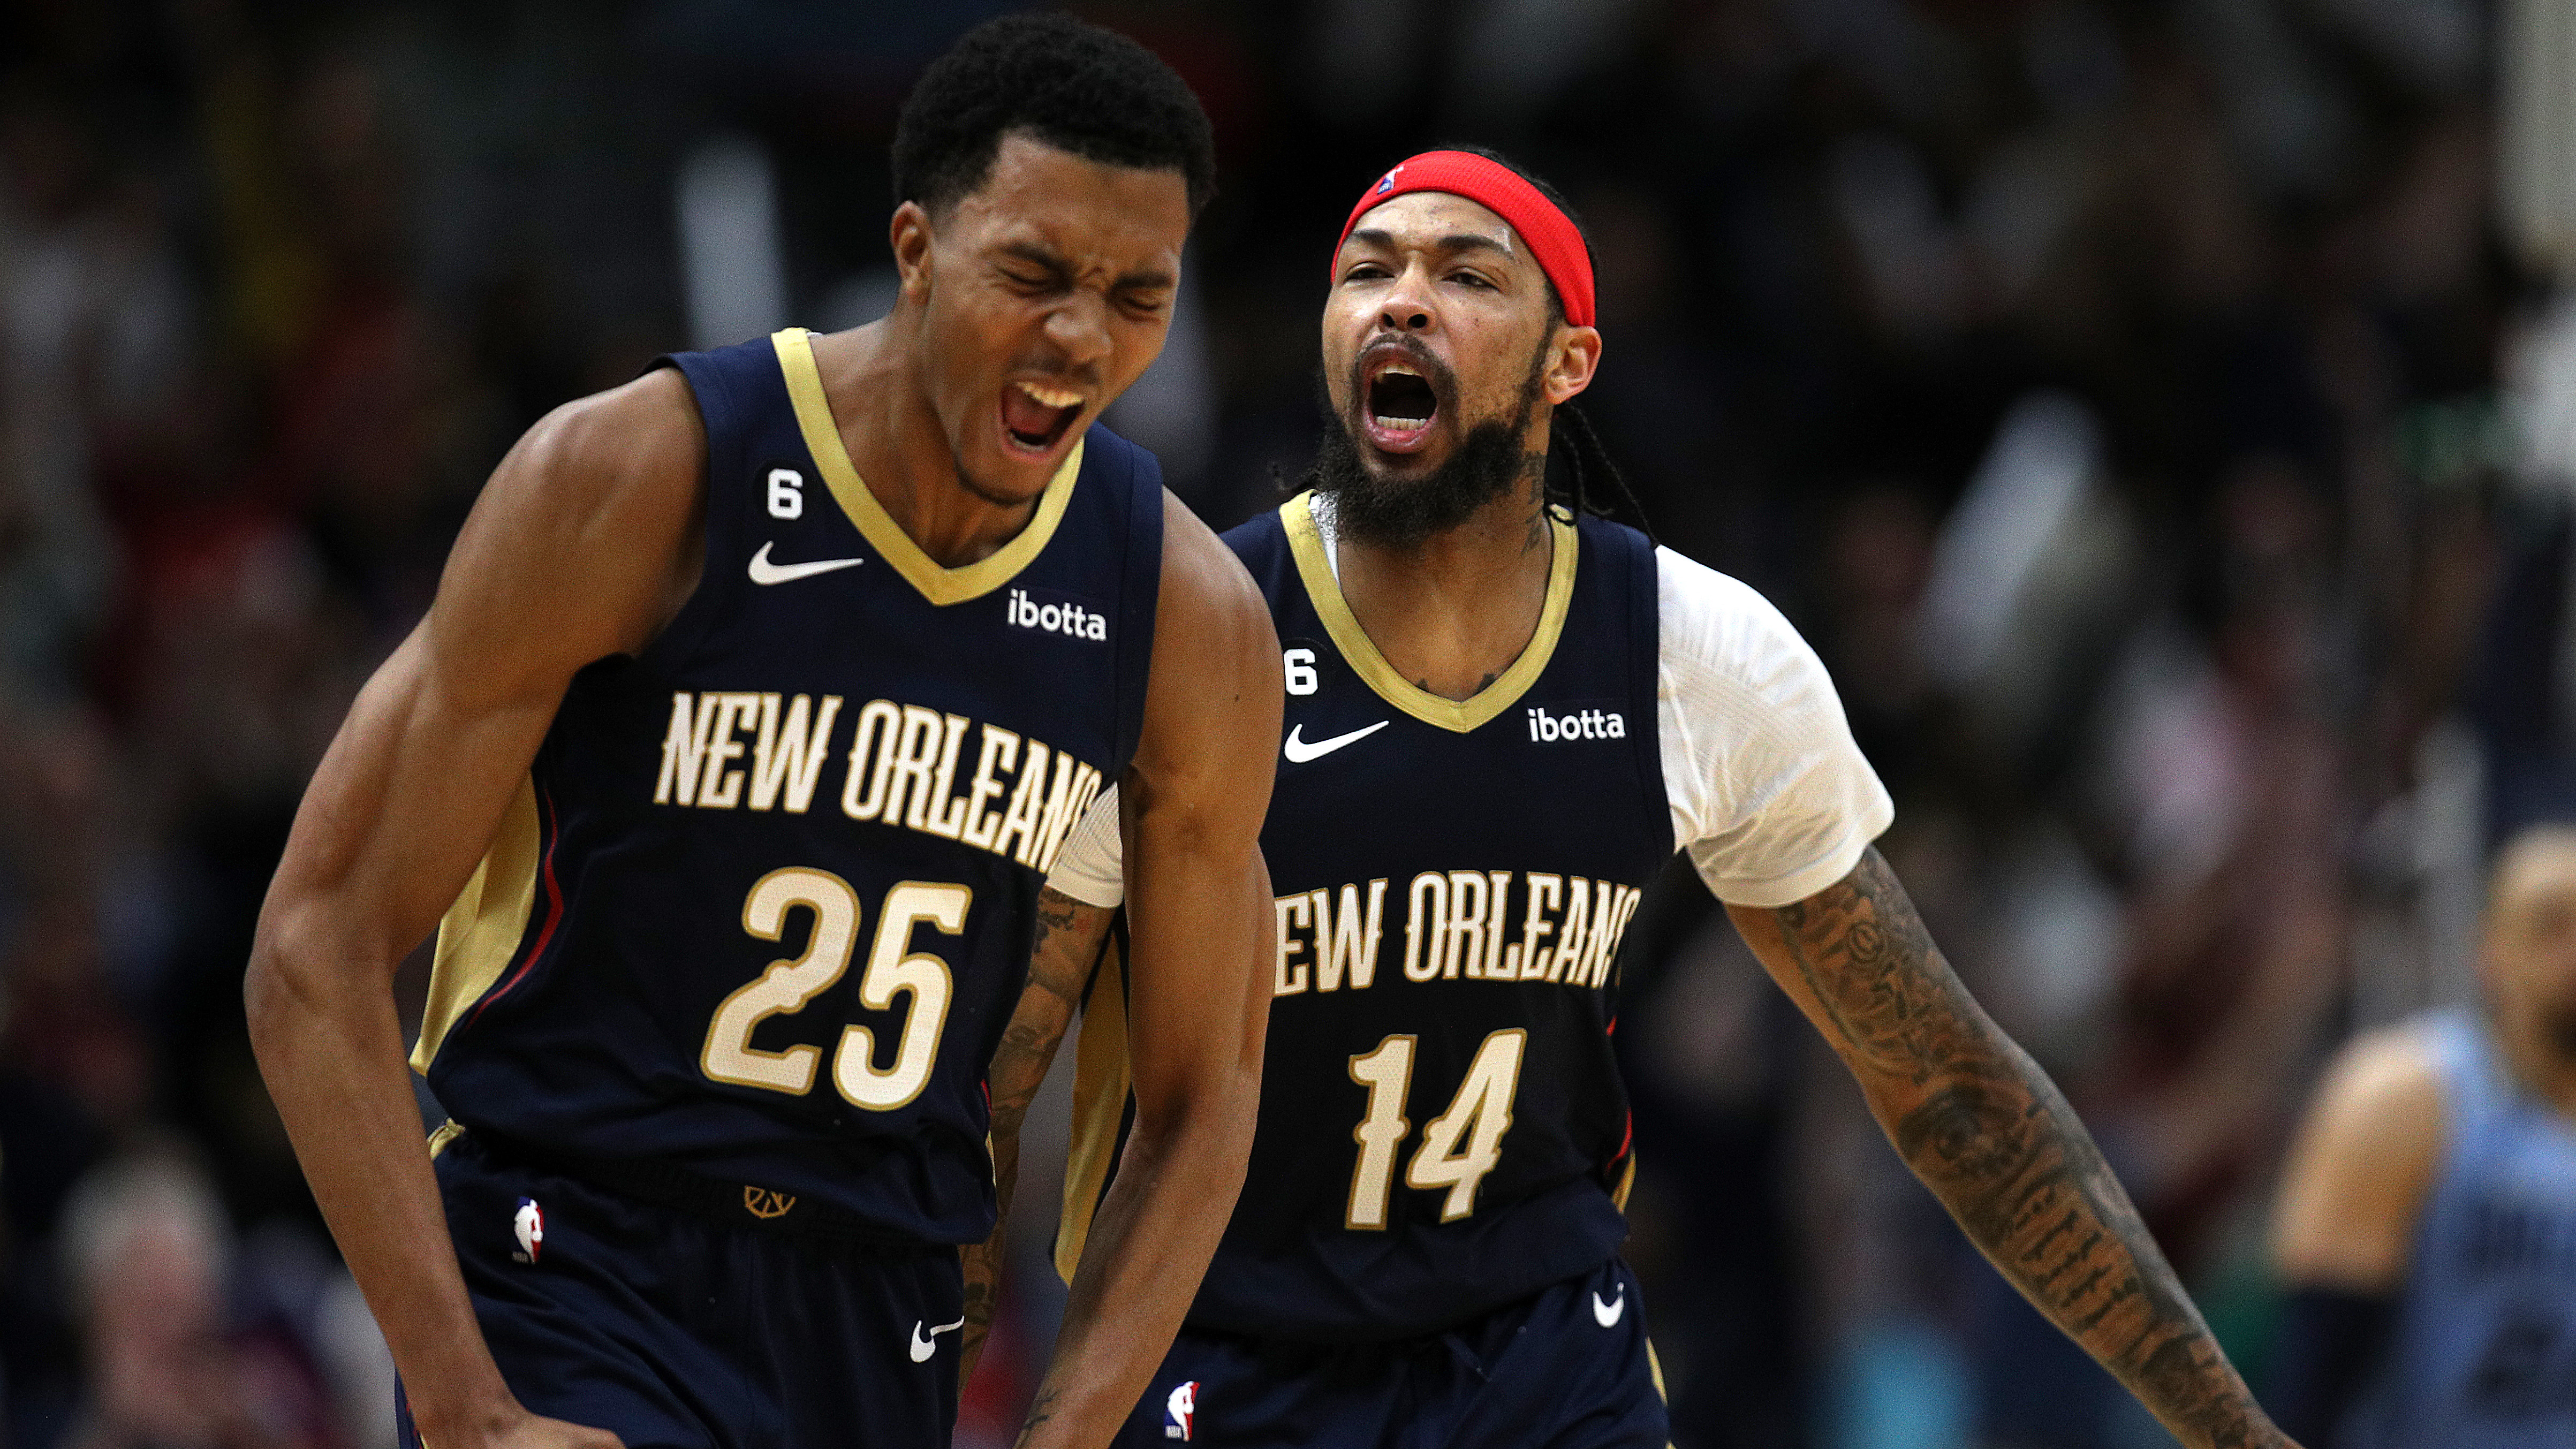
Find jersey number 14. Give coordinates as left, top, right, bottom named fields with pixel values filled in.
left=700, top=867, right=965, bottom=1111
left=1345, top=1029, right=1527, bottom=1228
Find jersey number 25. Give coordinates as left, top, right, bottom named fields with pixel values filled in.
left=700, top=867, right=965, bottom=1111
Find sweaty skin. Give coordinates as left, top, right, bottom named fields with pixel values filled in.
left=246, top=134, right=1279, bottom=1449
left=975, top=185, right=2296, bottom=1449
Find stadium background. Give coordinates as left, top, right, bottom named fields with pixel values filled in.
left=0, top=0, right=2566, bottom=1445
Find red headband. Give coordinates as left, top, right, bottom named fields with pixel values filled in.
left=1332, top=151, right=1596, bottom=329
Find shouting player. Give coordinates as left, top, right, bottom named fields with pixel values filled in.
left=974, top=150, right=2297, bottom=1448
left=2269, top=824, right=2576, bottom=1445
left=244, top=17, right=1280, bottom=1449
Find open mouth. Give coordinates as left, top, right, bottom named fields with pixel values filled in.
left=1000, top=380, right=1085, bottom=457
left=1362, top=356, right=1441, bottom=453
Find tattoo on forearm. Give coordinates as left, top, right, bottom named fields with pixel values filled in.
left=961, top=892, right=1097, bottom=1406
left=1026, top=892, right=1088, bottom=1004
left=1014, top=1389, right=1060, bottom=1446
left=1769, top=851, right=2281, bottom=1449
left=958, top=1238, right=999, bottom=1382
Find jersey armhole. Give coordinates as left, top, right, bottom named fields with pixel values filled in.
left=631, top=352, right=747, bottom=674
left=1625, top=528, right=1675, bottom=861
left=1106, top=434, right=1164, bottom=778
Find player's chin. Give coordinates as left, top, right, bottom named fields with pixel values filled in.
left=967, top=413, right=1080, bottom=501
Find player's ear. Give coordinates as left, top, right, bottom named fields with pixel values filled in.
left=890, top=200, right=936, bottom=300
left=1542, top=324, right=1601, bottom=406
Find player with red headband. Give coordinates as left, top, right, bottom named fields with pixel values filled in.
left=973, top=149, right=2297, bottom=1448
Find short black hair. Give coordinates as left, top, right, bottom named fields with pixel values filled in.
left=1434, top=143, right=1592, bottom=325
left=892, top=12, right=1216, bottom=219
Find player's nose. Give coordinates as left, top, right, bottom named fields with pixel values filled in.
left=1042, top=295, right=1114, bottom=366
left=1377, top=263, right=1436, bottom=333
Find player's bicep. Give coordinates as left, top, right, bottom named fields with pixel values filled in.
left=2271, top=1029, right=2444, bottom=1291
left=261, top=372, right=705, bottom=967
left=1118, top=498, right=1283, bottom=1111
left=421, top=368, right=706, bottom=703
left=1126, top=494, right=1281, bottom=837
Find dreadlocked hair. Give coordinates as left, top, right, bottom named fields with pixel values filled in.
left=1548, top=401, right=1657, bottom=546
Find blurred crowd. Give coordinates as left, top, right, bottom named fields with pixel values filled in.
left=0, top=1, right=2556, bottom=1447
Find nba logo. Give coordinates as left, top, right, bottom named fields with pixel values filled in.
left=1163, top=1381, right=1195, bottom=1440
left=512, top=1197, right=544, bottom=1263
left=1376, top=166, right=1401, bottom=194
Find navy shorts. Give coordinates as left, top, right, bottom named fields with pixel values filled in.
left=396, top=1132, right=963, bottom=1449
left=1112, top=1258, right=1669, bottom=1449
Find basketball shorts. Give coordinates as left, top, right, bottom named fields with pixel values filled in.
left=1112, top=1257, right=1669, bottom=1449
left=396, top=1132, right=963, bottom=1449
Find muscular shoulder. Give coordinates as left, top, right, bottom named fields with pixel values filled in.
left=507, top=367, right=704, bottom=535
left=1154, top=492, right=1274, bottom=673
left=428, top=366, right=707, bottom=675
left=1129, top=491, right=1282, bottom=802
left=2272, top=1022, right=2448, bottom=1290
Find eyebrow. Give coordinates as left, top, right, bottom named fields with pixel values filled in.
left=997, top=241, right=1174, bottom=293
left=1347, top=227, right=1517, bottom=261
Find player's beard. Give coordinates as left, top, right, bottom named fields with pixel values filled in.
left=1307, top=341, right=1548, bottom=550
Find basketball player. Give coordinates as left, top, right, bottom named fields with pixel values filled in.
left=243, top=17, right=1280, bottom=1449
left=2268, top=825, right=2576, bottom=1445
left=972, top=150, right=2295, bottom=1448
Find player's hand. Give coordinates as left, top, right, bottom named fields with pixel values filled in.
left=463, top=1406, right=626, bottom=1449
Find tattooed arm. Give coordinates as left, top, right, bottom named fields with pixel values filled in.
left=960, top=887, right=1115, bottom=1395
left=1728, top=848, right=2297, bottom=1449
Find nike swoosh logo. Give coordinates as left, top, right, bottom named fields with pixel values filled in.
left=1282, top=720, right=1390, bottom=763
left=748, top=541, right=865, bottom=585
left=1593, top=1288, right=1625, bottom=1328
left=907, top=1316, right=966, bottom=1363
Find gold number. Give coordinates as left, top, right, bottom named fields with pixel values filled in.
left=1344, top=1028, right=1526, bottom=1228
left=1407, top=1029, right=1525, bottom=1220
left=701, top=870, right=967, bottom=1110
left=834, top=881, right=966, bottom=1110
left=1345, top=1035, right=1416, bottom=1228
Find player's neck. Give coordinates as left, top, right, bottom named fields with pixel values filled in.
left=813, top=320, right=1041, bottom=568
left=2483, top=1004, right=2576, bottom=1117
left=1334, top=469, right=1553, bottom=703
left=2501, top=1022, right=2576, bottom=1119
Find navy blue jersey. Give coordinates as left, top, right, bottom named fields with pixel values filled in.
left=414, top=328, right=1163, bottom=1246
left=1109, top=1260, right=1668, bottom=1448
left=1060, top=491, right=1670, bottom=1340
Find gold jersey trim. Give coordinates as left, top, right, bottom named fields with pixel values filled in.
left=1055, top=935, right=1132, bottom=1286
left=770, top=328, right=1082, bottom=607
left=412, top=776, right=541, bottom=1073
left=1281, top=490, right=1578, bottom=734
left=427, top=1119, right=465, bottom=1159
